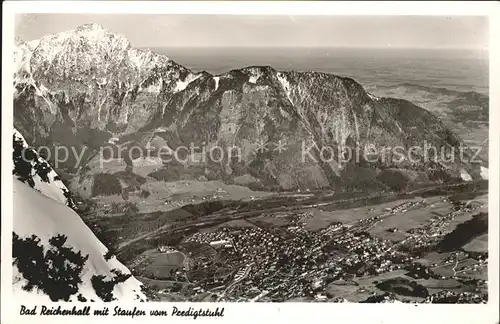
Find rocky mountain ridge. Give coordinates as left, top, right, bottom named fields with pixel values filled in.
left=13, top=24, right=486, bottom=192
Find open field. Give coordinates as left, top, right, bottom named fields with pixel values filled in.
left=73, top=151, right=273, bottom=215
left=146, top=251, right=186, bottom=277
left=75, top=177, right=272, bottom=218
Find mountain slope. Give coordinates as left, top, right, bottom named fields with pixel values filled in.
left=13, top=24, right=487, bottom=193
left=13, top=128, right=75, bottom=207
left=12, top=130, right=146, bottom=302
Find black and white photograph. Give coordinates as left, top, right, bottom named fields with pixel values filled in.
left=2, top=2, right=499, bottom=323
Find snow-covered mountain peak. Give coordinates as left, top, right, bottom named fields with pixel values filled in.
left=17, top=23, right=184, bottom=78
left=127, top=47, right=172, bottom=71
left=13, top=24, right=190, bottom=96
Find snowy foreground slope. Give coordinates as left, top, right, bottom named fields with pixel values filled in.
left=12, top=128, right=146, bottom=302
left=12, top=177, right=146, bottom=302
left=13, top=128, right=74, bottom=207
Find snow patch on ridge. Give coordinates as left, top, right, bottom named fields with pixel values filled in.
left=96, top=77, right=108, bottom=87
left=35, top=83, right=49, bottom=96
left=276, top=72, right=292, bottom=103
left=248, top=74, right=260, bottom=84
left=393, top=121, right=403, bottom=133
left=460, top=169, right=472, bottom=182
left=27, top=39, right=40, bottom=49
left=249, top=75, right=259, bottom=84
left=108, top=137, right=119, bottom=144
left=246, top=68, right=263, bottom=84
left=213, top=77, right=220, bottom=91
left=132, top=156, right=164, bottom=168
left=368, top=93, right=380, bottom=101
left=127, top=48, right=170, bottom=72
left=143, top=77, right=163, bottom=93
left=480, top=166, right=489, bottom=180
left=14, top=43, right=33, bottom=75
left=174, top=73, right=201, bottom=92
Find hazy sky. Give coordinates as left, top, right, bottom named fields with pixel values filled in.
left=15, top=14, right=488, bottom=49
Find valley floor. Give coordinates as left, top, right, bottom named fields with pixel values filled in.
left=85, top=181, right=489, bottom=303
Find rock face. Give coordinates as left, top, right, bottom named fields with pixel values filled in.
left=13, top=24, right=486, bottom=192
